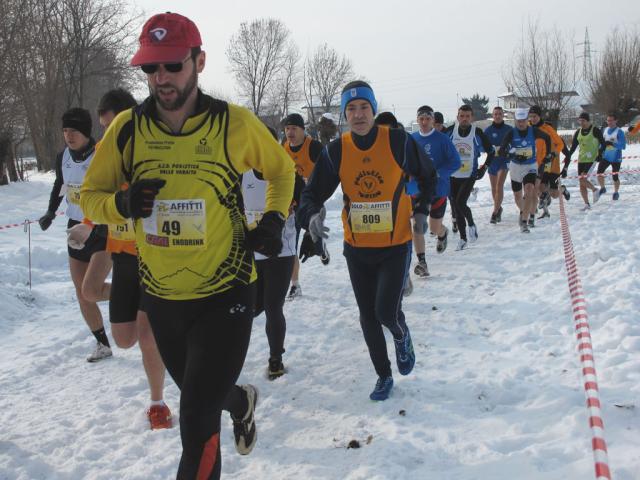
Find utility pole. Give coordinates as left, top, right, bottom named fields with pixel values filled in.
left=577, top=27, right=595, bottom=83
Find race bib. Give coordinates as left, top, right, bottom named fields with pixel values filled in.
left=143, top=199, right=206, bottom=249
left=514, top=146, right=533, bottom=159
left=350, top=201, right=393, bottom=233
left=109, top=220, right=136, bottom=242
left=67, top=183, right=81, bottom=205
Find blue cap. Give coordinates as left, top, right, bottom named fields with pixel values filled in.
left=341, top=85, right=378, bottom=116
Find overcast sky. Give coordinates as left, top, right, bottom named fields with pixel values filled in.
left=135, top=0, right=639, bottom=125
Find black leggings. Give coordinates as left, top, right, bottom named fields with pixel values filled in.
left=597, top=160, right=621, bottom=182
left=144, top=284, right=256, bottom=480
left=255, top=255, right=295, bottom=359
left=109, top=253, right=140, bottom=323
left=344, top=244, right=410, bottom=378
left=450, top=177, right=476, bottom=241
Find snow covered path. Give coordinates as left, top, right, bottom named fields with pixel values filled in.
left=1, top=157, right=639, bottom=479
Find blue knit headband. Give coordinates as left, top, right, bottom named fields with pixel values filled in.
left=341, top=86, right=378, bottom=116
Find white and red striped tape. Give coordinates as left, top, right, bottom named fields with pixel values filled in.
left=571, top=155, right=640, bottom=163
left=0, top=211, right=65, bottom=231
left=558, top=184, right=611, bottom=480
left=567, top=168, right=640, bottom=180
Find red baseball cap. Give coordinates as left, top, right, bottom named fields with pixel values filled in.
left=131, top=12, right=202, bottom=66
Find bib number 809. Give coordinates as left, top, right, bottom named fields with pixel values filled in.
left=161, top=220, right=181, bottom=236
left=362, top=214, right=381, bottom=224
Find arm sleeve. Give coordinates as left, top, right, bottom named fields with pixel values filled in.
left=297, top=144, right=341, bottom=229
left=80, top=116, right=131, bottom=225
left=309, top=140, right=323, bottom=163
left=499, top=130, right=514, bottom=156
left=399, top=132, right=436, bottom=214
left=46, top=152, right=65, bottom=213
left=593, top=127, right=606, bottom=153
left=227, top=106, right=294, bottom=218
left=567, top=131, right=579, bottom=157
left=476, top=129, right=495, bottom=165
left=618, top=129, right=626, bottom=151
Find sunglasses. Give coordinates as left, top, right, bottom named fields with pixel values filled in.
left=140, top=56, right=192, bottom=74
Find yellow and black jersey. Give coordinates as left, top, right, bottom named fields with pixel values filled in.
left=80, top=92, right=294, bottom=301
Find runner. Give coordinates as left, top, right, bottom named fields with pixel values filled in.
left=242, top=126, right=302, bottom=380
left=444, top=105, right=495, bottom=250
left=528, top=105, right=571, bottom=219
left=566, top=112, right=606, bottom=211
left=411, top=105, right=460, bottom=275
left=484, top=106, right=511, bottom=223
left=38, top=107, right=113, bottom=362
left=67, top=88, right=173, bottom=429
left=282, top=113, right=323, bottom=300
left=498, top=108, right=552, bottom=233
left=433, top=111, right=445, bottom=132
left=597, top=113, right=626, bottom=201
left=80, top=12, right=294, bottom=479
left=298, top=80, right=436, bottom=401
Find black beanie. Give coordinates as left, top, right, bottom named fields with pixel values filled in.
left=529, top=105, right=542, bottom=116
left=283, top=113, right=305, bottom=129
left=374, top=111, right=399, bottom=128
left=579, top=112, right=590, bottom=121
left=434, top=112, right=444, bottom=124
left=62, top=108, right=92, bottom=139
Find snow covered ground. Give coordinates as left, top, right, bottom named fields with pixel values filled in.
left=1, top=146, right=639, bottom=480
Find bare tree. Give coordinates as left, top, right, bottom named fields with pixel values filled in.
left=589, top=27, right=640, bottom=124
left=306, top=44, right=353, bottom=110
left=226, top=18, right=292, bottom=115
left=504, top=20, right=579, bottom=124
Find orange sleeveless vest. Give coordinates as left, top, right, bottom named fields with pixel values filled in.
left=284, top=136, right=315, bottom=180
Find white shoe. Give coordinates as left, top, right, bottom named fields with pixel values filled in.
left=287, top=284, right=302, bottom=301
left=592, top=190, right=600, bottom=204
left=455, top=239, right=468, bottom=251
left=467, top=225, right=478, bottom=243
left=87, top=342, right=112, bottom=363
left=581, top=203, right=591, bottom=212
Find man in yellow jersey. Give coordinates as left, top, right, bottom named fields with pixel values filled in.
left=281, top=113, right=324, bottom=300
left=298, top=80, right=436, bottom=401
left=80, top=12, right=294, bottom=480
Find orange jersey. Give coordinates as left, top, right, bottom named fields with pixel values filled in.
left=630, top=123, right=640, bottom=135
left=339, top=126, right=412, bottom=248
left=536, top=123, right=565, bottom=174
left=106, top=184, right=137, bottom=256
left=284, top=136, right=315, bottom=180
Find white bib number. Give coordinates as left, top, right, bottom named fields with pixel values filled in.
left=67, top=183, right=81, bottom=205
left=143, top=199, right=206, bottom=249
left=350, top=201, right=393, bottom=233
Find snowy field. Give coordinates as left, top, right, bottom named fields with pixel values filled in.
left=0, top=146, right=639, bottom=480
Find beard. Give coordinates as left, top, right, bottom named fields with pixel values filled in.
left=152, top=67, right=198, bottom=111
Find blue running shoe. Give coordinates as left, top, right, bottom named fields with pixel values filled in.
left=394, top=328, right=415, bottom=375
left=612, top=192, right=619, bottom=201
left=369, top=376, right=393, bottom=401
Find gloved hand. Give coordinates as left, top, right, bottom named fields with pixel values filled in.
left=605, top=141, right=614, bottom=148
left=66, top=223, right=92, bottom=250
left=115, top=178, right=166, bottom=219
left=299, top=231, right=323, bottom=263
left=38, top=210, right=56, bottom=231
left=413, top=212, right=428, bottom=234
left=543, top=153, right=553, bottom=165
left=246, top=211, right=285, bottom=257
left=475, top=164, right=487, bottom=180
left=561, top=167, right=568, bottom=178
left=309, top=206, right=329, bottom=242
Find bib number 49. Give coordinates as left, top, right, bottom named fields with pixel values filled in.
left=161, top=220, right=181, bottom=236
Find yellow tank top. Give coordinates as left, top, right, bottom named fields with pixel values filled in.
left=131, top=106, right=255, bottom=300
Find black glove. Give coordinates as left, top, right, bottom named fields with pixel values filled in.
left=246, top=211, right=285, bottom=257
left=475, top=164, right=487, bottom=180
left=299, top=231, right=324, bottom=263
left=38, top=210, right=56, bottom=231
left=561, top=167, right=568, bottom=178
left=543, top=153, right=553, bottom=165
left=115, top=178, right=166, bottom=219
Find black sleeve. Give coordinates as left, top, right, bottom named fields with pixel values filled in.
left=309, top=140, right=323, bottom=164
left=593, top=127, right=606, bottom=153
left=533, top=128, right=552, bottom=156
left=476, top=128, right=495, bottom=165
left=567, top=130, right=579, bottom=157
left=292, top=173, right=306, bottom=210
left=389, top=129, right=436, bottom=214
left=499, top=130, right=514, bottom=156
left=46, top=151, right=65, bottom=213
left=297, top=142, right=342, bottom=229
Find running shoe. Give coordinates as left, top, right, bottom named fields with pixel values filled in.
left=599, top=187, right=607, bottom=195
left=467, top=224, right=478, bottom=243
left=581, top=203, right=591, bottom=211
left=369, top=376, right=394, bottom=401
left=528, top=214, right=535, bottom=228
left=147, top=404, right=173, bottom=430
left=286, top=284, right=301, bottom=301
left=490, top=212, right=498, bottom=224
left=267, top=357, right=285, bottom=381
left=455, top=239, right=467, bottom=251
left=436, top=227, right=448, bottom=253
left=592, top=189, right=600, bottom=204
left=414, top=260, right=429, bottom=278
left=538, top=192, right=548, bottom=210
left=403, top=277, right=413, bottom=297
left=86, top=342, right=112, bottom=363
left=612, top=192, right=619, bottom=201
left=538, top=206, right=550, bottom=219
left=496, top=206, right=503, bottom=223
left=231, top=385, right=258, bottom=455
left=561, top=185, right=570, bottom=201
left=520, top=220, right=530, bottom=233
left=394, top=328, right=415, bottom=375
left=452, top=219, right=458, bottom=233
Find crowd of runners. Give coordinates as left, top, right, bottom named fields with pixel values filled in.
left=35, top=11, right=634, bottom=480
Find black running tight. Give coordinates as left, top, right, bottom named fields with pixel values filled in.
left=450, top=177, right=476, bottom=241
